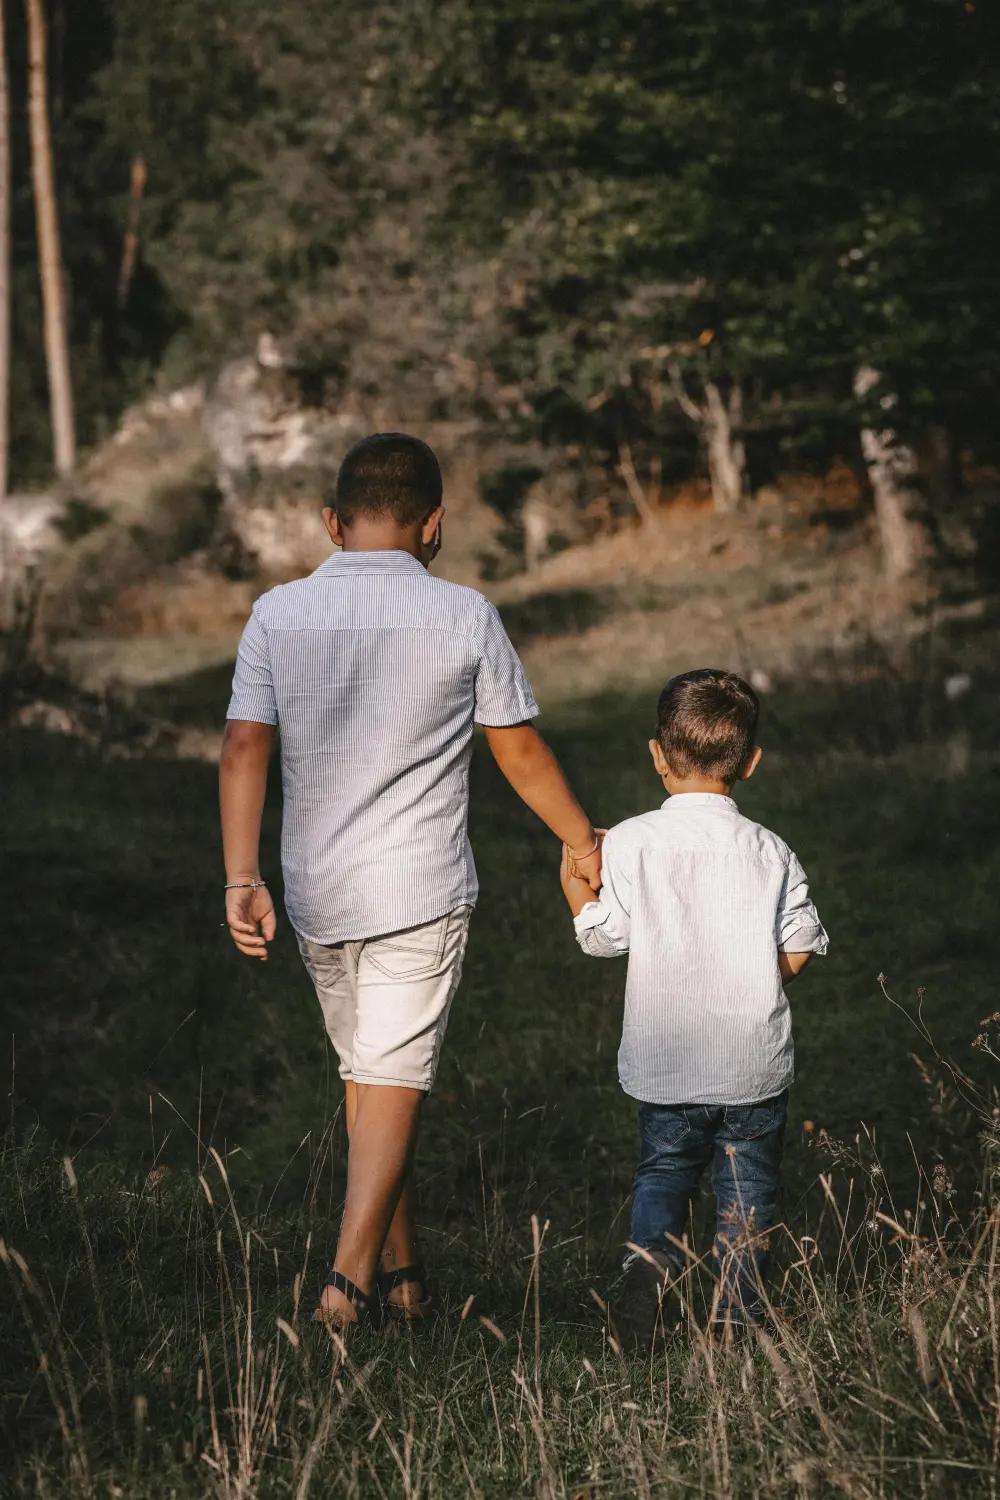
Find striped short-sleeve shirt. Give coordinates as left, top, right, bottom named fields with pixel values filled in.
left=573, top=793, right=829, bottom=1106
left=227, top=549, right=538, bottom=944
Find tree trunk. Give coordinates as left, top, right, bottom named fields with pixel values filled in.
left=117, top=155, right=147, bottom=308
left=25, top=0, right=75, bottom=476
left=703, top=380, right=746, bottom=514
left=0, top=0, right=10, bottom=499
left=925, top=425, right=954, bottom=514
left=522, top=492, right=550, bottom=572
left=855, top=367, right=931, bottom=580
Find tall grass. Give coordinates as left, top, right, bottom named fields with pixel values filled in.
left=3, top=1019, right=999, bottom=1500
left=4, top=623, right=1000, bottom=1495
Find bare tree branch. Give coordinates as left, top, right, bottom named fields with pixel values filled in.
left=666, top=361, right=703, bottom=424
left=616, top=439, right=658, bottom=524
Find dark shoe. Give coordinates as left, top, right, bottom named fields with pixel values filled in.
left=314, top=1270, right=381, bottom=1331
left=608, top=1249, right=676, bottom=1353
left=376, top=1262, right=432, bottom=1323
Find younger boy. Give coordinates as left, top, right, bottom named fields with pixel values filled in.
left=560, top=669, right=828, bottom=1348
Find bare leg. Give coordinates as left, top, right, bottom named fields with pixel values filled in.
left=319, top=1081, right=424, bottom=1322
left=342, top=1081, right=424, bottom=1302
left=377, top=1176, right=426, bottom=1310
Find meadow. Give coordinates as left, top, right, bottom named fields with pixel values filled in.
left=3, top=633, right=1000, bottom=1498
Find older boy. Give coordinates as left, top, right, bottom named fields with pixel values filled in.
left=222, top=433, right=602, bottom=1328
left=560, top=669, right=828, bottom=1348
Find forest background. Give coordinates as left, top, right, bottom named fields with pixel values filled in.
left=4, top=0, right=1000, bottom=581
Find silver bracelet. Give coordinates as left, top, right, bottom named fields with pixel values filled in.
left=224, top=879, right=267, bottom=890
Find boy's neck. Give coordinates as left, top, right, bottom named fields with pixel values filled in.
left=339, top=521, right=424, bottom=557
left=662, top=777, right=735, bottom=797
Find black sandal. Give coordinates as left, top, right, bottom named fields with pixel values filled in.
left=377, top=1262, right=432, bottom=1321
left=315, top=1270, right=380, bottom=1330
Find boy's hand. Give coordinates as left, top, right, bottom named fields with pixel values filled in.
left=226, top=882, right=277, bottom=960
left=560, top=843, right=602, bottom=917
left=568, top=829, right=606, bottom=890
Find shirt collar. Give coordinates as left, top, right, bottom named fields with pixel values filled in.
left=661, top=793, right=739, bottom=812
left=315, top=549, right=427, bottom=576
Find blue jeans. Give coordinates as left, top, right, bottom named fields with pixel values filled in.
left=630, top=1091, right=788, bottom=1322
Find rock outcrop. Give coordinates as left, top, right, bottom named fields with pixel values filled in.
left=2, top=334, right=498, bottom=665
left=1, top=384, right=212, bottom=641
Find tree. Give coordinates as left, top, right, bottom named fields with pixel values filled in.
left=73, top=0, right=466, bottom=416
left=854, top=366, right=931, bottom=581
left=25, top=0, right=74, bottom=475
left=3, top=0, right=998, bottom=555
left=666, top=361, right=746, bottom=516
left=424, top=0, right=1000, bottom=569
left=0, top=0, right=9, bottom=499
left=421, top=1, right=852, bottom=509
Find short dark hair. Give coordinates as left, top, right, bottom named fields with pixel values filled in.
left=655, top=669, right=759, bottom=784
left=333, top=432, right=442, bottom=527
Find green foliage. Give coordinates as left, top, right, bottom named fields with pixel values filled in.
left=89, top=4, right=428, bottom=373
left=423, top=0, right=1000, bottom=460
left=6, top=0, right=1000, bottom=500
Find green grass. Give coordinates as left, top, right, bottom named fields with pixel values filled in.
left=3, top=649, right=1000, bottom=1496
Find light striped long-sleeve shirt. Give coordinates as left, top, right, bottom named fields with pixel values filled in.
left=227, top=549, right=538, bottom=944
left=574, top=793, right=828, bottom=1106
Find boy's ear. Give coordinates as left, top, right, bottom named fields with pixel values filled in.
left=421, top=506, right=445, bottom=545
left=322, top=507, right=344, bottom=546
left=740, top=745, right=763, bottom=782
left=649, top=738, right=670, bottom=777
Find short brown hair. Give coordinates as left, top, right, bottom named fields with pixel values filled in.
left=655, top=669, right=759, bottom=784
left=334, top=432, right=442, bottom=527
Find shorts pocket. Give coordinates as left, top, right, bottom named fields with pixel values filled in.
left=364, top=914, right=450, bottom=980
left=297, top=934, right=347, bottom=989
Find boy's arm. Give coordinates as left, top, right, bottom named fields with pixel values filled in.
left=220, top=720, right=278, bottom=959
left=778, top=951, right=813, bottom=984
left=484, top=722, right=602, bottom=888
left=776, top=851, right=829, bottom=983
left=565, top=831, right=632, bottom=958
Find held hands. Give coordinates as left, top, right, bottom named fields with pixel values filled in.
left=560, top=835, right=605, bottom=917
left=566, top=829, right=606, bottom=892
left=226, top=881, right=277, bottom=960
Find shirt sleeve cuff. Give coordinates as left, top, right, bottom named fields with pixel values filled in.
left=573, top=901, right=604, bottom=933
left=226, top=697, right=278, bottom=726
left=778, top=922, right=829, bottom=955
left=474, top=696, right=540, bottom=727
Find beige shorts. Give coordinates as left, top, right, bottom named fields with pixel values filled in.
left=296, top=906, right=472, bottom=1091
